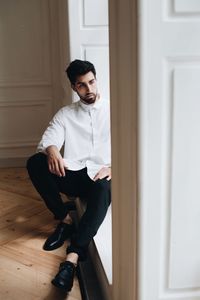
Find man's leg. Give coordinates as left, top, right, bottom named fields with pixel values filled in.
left=52, top=177, right=111, bottom=290
left=26, top=152, right=82, bottom=250
left=27, top=153, right=68, bottom=219
left=68, top=178, right=111, bottom=259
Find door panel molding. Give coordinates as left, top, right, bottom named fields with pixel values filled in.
left=0, top=0, right=70, bottom=167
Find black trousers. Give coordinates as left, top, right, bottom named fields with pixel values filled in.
left=26, top=153, right=111, bottom=261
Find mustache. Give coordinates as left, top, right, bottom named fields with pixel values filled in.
left=86, top=93, right=95, bottom=97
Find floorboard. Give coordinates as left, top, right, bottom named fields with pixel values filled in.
left=0, top=167, right=82, bottom=300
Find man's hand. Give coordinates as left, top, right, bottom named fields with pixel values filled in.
left=46, top=145, right=66, bottom=177
left=93, top=167, right=111, bottom=181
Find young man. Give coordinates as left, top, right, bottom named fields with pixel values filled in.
left=27, top=59, right=111, bottom=291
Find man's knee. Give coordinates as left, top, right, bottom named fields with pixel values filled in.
left=93, top=178, right=111, bottom=193
left=26, top=152, right=47, bottom=173
left=92, top=179, right=111, bottom=205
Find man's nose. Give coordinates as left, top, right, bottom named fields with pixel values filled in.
left=86, top=84, right=92, bottom=93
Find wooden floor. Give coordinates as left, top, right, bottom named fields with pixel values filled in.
left=0, top=168, right=82, bottom=300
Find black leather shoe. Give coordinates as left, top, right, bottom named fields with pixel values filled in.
left=51, top=261, right=76, bottom=291
left=43, top=222, right=75, bottom=251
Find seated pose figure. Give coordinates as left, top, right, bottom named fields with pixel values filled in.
left=27, top=59, right=111, bottom=292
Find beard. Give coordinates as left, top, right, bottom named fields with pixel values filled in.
left=80, top=92, right=98, bottom=105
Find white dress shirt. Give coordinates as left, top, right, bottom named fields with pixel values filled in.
left=37, top=98, right=111, bottom=179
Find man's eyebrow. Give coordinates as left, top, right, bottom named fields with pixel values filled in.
left=76, top=78, right=95, bottom=85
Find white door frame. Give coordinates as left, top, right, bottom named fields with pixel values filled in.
left=109, top=0, right=138, bottom=299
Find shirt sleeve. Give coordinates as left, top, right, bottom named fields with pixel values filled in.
left=37, top=109, right=65, bottom=153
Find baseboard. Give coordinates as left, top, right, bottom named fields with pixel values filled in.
left=0, top=157, right=28, bottom=168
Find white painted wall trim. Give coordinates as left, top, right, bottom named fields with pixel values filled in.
left=137, top=1, right=149, bottom=298
left=109, top=0, right=138, bottom=299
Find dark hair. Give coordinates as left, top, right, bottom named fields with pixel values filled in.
left=66, top=59, right=96, bottom=85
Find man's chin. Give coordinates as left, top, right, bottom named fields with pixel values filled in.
left=82, top=97, right=96, bottom=105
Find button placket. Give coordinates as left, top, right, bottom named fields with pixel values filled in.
left=89, top=109, right=95, bottom=148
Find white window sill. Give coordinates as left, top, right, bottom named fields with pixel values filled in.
left=94, top=205, right=112, bottom=284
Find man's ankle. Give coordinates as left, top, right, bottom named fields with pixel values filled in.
left=66, top=252, right=79, bottom=267
left=62, top=213, right=73, bottom=225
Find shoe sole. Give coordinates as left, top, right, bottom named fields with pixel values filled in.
left=51, top=279, right=72, bottom=292
left=43, top=240, right=65, bottom=251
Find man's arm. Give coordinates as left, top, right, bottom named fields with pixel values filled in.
left=37, top=109, right=65, bottom=154
left=93, top=167, right=111, bottom=181
left=37, top=108, right=66, bottom=177
left=46, top=145, right=66, bottom=177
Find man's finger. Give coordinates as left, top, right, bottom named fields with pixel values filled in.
left=48, top=162, right=52, bottom=173
left=49, top=160, right=55, bottom=174
left=93, top=173, right=99, bottom=181
left=53, top=160, right=61, bottom=176
left=59, top=161, right=65, bottom=177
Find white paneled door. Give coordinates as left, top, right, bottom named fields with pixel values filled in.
left=67, top=0, right=109, bottom=101
left=139, top=0, right=200, bottom=299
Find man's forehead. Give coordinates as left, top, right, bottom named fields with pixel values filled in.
left=76, top=71, right=95, bottom=83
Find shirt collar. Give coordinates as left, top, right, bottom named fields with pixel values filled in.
left=79, top=97, right=103, bottom=112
